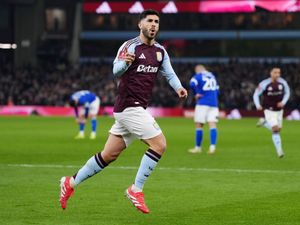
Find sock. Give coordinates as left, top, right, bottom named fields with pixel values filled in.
left=134, top=149, right=161, bottom=191
left=272, top=133, right=284, bottom=156
left=210, top=128, right=218, bottom=146
left=73, top=152, right=108, bottom=186
left=79, top=123, right=85, bottom=134
left=195, top=128, right=203, bottom=149
left=264, top=122, right=272, bottom=131
left=91, top=118, right=97, bottom=133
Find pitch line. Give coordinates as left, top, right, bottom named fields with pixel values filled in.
left=2, top=163, right=300, bottom=175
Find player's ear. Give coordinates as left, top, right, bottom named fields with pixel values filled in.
left=138, top=21, right=142, bottom=29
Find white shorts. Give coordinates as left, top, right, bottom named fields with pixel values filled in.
left=79, top=97, right=100, bottom=116
left=109, top=107, right=162, bottom=147
left=264, top=109, right=283, bottom=128
left=194, top=105, right=219, bottom=124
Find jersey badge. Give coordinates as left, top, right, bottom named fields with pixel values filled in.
left=156, top=52, right=162, bottom=62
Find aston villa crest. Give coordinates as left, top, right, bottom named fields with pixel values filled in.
left=156, top=52, right=162, bottom=62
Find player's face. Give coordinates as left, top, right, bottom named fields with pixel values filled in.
left=270, top=68, right=281, bottom=81
left=139, top=15, right=159, bottom=40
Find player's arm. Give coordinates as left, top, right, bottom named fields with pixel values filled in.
left=74, top=106, right=79, bottom=118
left=74, top=106, right=86, bottom=124
left=278, top=79, right=291, bottom=108
left=112, top=42, right=135, bottom=77
left=253, top=83, right=264, bottom=110
left=190, top=76, right=203, bottom=100
left=159, top=48, right=187, bottom=98
left=70, top=97, right=79, bottom=118
left=189, top=77, right=198, bottom=95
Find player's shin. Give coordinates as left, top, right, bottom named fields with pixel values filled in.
left=196, top=128, right=203, bottom=149
left=91, top=118, right=97, bottom=133
left=272, top=133, right=284, bottom=157
left=79, top=123, right=85, bottom=134
left=133, top=149, right=161, bottom=192
left=72, top=152, right=108, bottom=187
left=210, top=128, right=217, bottom=146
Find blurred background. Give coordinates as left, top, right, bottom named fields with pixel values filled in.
left=1, top=0, right=300, bottom=114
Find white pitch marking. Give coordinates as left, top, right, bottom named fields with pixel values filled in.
left=1, top=164, right=300, bottom=175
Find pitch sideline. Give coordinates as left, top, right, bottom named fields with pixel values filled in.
left=1, top=163, right=300, bottom=175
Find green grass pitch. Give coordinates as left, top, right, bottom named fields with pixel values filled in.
left=0, top=116, right=299, bottom=225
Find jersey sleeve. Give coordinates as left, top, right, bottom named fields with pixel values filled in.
left=281, top=78, right=290, bottom=105
left=112, top=41, right=135, bottom=77
left=189, top=75, right=199, bottom=95
left=159, top=47, right=183, bottom=91
left=253, top=81, right=266, bottom=109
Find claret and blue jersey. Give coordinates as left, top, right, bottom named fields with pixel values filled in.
left=190, top=71, right=219, bottom=107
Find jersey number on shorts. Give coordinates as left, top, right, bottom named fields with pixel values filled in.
left=203, top=77, right=217, bottom=91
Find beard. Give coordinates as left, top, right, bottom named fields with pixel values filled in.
left=142, top=28, right=157, bottom=40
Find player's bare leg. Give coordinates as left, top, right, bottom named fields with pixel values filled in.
left=60, top=134, right=126, bottom=209
left=125, top=133, right=166, bottom=214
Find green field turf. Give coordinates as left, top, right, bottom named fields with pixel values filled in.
left=0, top=116, right=299, bottom=225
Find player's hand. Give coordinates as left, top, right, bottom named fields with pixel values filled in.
left=257, top=106, right=263, bottom=111
left=124, top=47, right=135, bottom=65
left=76, top=118, right=86, bottom=124
left=195, top=94, right=202, bottom=101
left=277, top=102, right=284, bottom=108
left=177, top=88, right=188, bottom=98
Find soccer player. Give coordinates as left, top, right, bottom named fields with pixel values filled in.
left=253, top=67, right=290, bottom=158
left=69, top=90, right=100, bottom=139
left=60, top=9, right=187, bottom=214
left=188, top=65, right=219, bottom=154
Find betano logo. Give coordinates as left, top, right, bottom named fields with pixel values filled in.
left=137, top=65, right=158, bottom=73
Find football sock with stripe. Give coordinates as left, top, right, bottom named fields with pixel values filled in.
left=73, top=152, right=108, bottom=186
left=195, top=128, right=203, bottom=149
left=134, top=149, right=161, bottom=191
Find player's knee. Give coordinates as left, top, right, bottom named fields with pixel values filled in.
left=272, top=126, right=280, bottom=133
left=151, top=139, right=167, bottom=155
left=101, top=151, right=119, bottom=163
left=89, top=114, right=96, bottom=119
left=196, top=123, right=203, bottom=128
left=208, top=122, right=216, bottom=128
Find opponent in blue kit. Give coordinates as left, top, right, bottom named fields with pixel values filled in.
left=253, top=67, right=290, bottom=158
left=188, top=65, right=219, bottom=154
left=69, top=90, right=100, bottom=139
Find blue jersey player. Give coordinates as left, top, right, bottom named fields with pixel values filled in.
left=69, top=90, right=100, bottom=139
left=188, top=65, right=219, bottom=154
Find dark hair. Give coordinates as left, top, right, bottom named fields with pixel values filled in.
left=139, top=9, right=160, bottom=21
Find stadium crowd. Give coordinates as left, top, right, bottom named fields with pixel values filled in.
left=84, top=12, right=300, bottom=31
left=0, top=61, right=299, bottom=109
